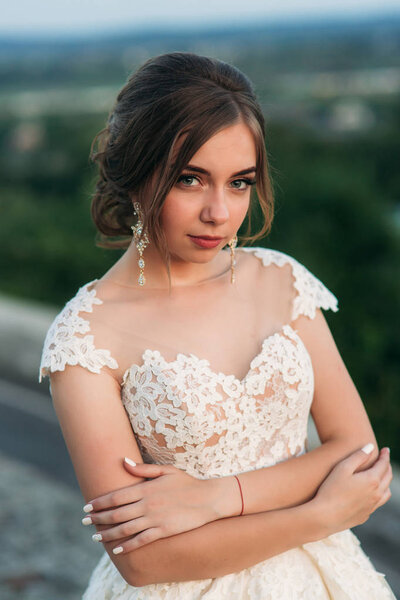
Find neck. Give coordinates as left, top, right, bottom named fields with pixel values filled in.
left=114, top=239, right=231, bottom=288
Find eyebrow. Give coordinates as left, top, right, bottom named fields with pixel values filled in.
left=183, top=164, right=257, bottom=177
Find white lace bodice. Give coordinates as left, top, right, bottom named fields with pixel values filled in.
left=121, top=323, right=316, bottom=477
left=39, top=247, right=338, bottom=477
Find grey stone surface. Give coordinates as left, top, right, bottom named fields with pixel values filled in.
left=0, top=292, right=58, bottom=384
left=0, top=451, right=103, bottom=600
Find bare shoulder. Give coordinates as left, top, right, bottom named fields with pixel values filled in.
left=238, top=245, right=338, bottom=324
left=38, top=276, right=144, bottom=386
left=237, top=246, right=299, bottom=323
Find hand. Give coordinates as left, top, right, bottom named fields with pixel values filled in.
left=313, top=446, right=392, bottom=537
left=82, top=460, right=219, bottom=553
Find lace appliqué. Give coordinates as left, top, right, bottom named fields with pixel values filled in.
left=240, top=247, right=338, bottom=320
left=121, top=324, right=314, bottom=478
left=38, top=280, right=118, bottom=382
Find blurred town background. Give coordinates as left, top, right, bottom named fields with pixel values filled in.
left=0, top=2, right=399, bottom=598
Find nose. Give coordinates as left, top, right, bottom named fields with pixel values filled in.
left=200, top=187, right=230, bottom=225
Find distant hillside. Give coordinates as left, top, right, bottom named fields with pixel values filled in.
left=1, top=12, right=399, bottom=90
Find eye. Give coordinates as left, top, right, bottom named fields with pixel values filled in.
left=177, top=175, right=201, bottom=187
left=231, top=178, right=257, bottom=190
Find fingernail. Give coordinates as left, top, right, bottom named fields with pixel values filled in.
left=361, top=443, right=374, bottom=455
left=83, top=503, right=93, bottom=513
left=82, top=516, right=92, bottom=525
left=92, top=533, right=102, bottom=542
left=124, top=457, right=136, bottom=467
left=113, top=546, right=123, bottom=554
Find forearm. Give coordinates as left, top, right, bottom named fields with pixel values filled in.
left=128, top=499, right=325, bottom=587
left=213, top=437, right=379, bottom=517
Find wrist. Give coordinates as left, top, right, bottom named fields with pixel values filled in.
left=305, top=498, right=332, bottom=541
left=206, top=476, right=242, bottom=520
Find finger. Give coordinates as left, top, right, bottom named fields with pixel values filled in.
left=372, top=487, right=392, bottom=511
left=83, top=500, right=145, bottom=526
left=363, top=448, right=390, bottom=481
left=378, top=463, right=393, bottom=493
left=123, top=459, right=173, bottom=478
left=112, top=527, right=163, bottom=555
left=84, top=483, right=148, bottom=513
left=92, top=516, right=150, bottom=543
left=85, top=464, right=176, bottom=512
left=340, top=444, right=377, bottom=475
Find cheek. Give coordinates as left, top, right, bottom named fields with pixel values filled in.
left=234, top=198, right=251, bottom=225
left=160, top=194, right=194, bottom=235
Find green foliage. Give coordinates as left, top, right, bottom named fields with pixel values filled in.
left=262, top=120, right=400, bottom=458
left=0, top=114, right=123, bottom=303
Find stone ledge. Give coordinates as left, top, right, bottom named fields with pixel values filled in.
left=0, top=292, right=59, bottom=385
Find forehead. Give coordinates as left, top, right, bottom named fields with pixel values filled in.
left=194, top=123, right=256, bottom=159
left=174, top=122, right=257, bottom=172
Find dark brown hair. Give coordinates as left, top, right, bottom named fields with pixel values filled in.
left=90, top=51, right=275, bottom=275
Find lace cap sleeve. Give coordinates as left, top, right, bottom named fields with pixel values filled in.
left=38, top=280, right=119, bottom=383
left=241, top=246, right=339, bottom=320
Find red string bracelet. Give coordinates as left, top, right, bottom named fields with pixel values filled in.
left=233, top=475, right=244, bottom=516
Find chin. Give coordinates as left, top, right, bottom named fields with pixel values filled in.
left=174, top=251, right=215, bottom=265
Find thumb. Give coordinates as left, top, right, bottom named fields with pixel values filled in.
left=343, top=443, right=376, bottom=474
left=123, top=458, right=170, bottom=478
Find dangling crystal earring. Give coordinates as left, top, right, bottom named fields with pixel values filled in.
left=228, top=234, right=238, bottom=284
left=130, top=201, right=150, bottom=286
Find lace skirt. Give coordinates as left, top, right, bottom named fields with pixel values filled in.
left=82, top=529, right=396, bottom=600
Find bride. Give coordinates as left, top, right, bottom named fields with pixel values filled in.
left=39, top=52, right=395, bottom=598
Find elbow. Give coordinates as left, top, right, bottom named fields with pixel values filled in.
left=114, top=564, right=147, bottom=588
left=115, top=538, right=178, bottom=587
left=128, top=560, right=160, bottom=587
left=120, top=551, right=153, bottom=588
left=106, top=549, right=148, bottom=588
left=126, top=570, right=147, bottom=588
left=126, top=558, right=172, bottom=587
left=121, top=559, right=148, bottom=588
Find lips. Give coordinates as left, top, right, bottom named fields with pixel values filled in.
left=188, top=235, right=223, bottom=249
left=190, top=235, right=223, bottom=240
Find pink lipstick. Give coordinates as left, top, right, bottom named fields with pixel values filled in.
left=188, top=235, right=223, bottom=249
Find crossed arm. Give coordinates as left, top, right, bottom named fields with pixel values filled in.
left=49, top=309, right=379, bottom=587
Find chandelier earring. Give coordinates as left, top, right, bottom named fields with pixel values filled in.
left=228, top=234, right=238, bottom=284
left=130, top=201, right=150, bottom=286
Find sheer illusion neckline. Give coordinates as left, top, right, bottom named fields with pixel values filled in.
left=121, top=323, right=303, bottom=388
left=39, top=244, right=342, bottom=389
left=85, top=257, right=304, bottom=386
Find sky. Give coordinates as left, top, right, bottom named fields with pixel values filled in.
left=1, top=0, right=400, bottom=37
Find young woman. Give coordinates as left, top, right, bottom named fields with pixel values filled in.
left=39, top=52, right=395, bottom=599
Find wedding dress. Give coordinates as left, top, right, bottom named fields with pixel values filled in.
left=38, top=246, right=396, bottom=599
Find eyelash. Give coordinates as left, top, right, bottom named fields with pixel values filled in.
left=177, top=174, right=257, bottom=190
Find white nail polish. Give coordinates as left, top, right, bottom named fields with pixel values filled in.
left=92, top=533, right=102, bottom=542
left=361, top=443, right=374, bottom=455
left=83, top=503, right=93, bottom=513
left=113, top=546, right=123, bottom=554
left=124, top=457, right=136, bottom=467
left=82, top=516, right=92, bottom=525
